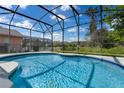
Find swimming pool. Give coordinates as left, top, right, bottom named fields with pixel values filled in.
left=0, top=53, right=124, bottom=88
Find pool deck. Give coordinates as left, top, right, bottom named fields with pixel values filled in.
left=0, top=51, right=124, bottom=66
left=0, top=78, right=13, bottom=88
left=0, top=62, right=18, bottom=88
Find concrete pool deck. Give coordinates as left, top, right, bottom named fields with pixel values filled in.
left=0, top=62, right=18, bottom=88
left=0, top=51, right=124, bottom=66
left=0, top=78, right=13, bottom=88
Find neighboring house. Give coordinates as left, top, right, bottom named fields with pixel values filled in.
left=0, top=26, right=52, bottom=52
left=0, top=26, right=23, bottom=52
left=22, top=36, right=52, bottom=51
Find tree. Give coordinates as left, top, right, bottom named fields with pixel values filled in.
left=103, top=5, right=124, bottom=43
left=32, top=39, right=40, bottom=51
left=85, top=7, right=98, bottom=46
left=98, top=28, right=116, bottom=48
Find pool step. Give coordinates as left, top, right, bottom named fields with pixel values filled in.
left=0, top=62, right=18, bottom=75
left=0, top=62, right=18, bottom=88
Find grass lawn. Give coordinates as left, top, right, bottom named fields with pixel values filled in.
left=53, top=46, right=124, bottom=57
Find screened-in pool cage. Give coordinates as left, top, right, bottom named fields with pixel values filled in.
left=0, top=5, right=123, bottom=55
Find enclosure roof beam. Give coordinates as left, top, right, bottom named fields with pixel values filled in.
left=70, top=5, right=79, bottom=15
left=39, top=23, right=46, bottom=32
left=43, top=24, right=52, bottom=34
left=9, top=6, right=19, bottom=28
left=30, top=5, right=61, bottom=31
left=38, top=5, right=63, bottom=20
left=53, top=21, right=98, bottom=32
left=56, top=17, right=63, bottom=31
left=0, top=6, right=52, bottom=27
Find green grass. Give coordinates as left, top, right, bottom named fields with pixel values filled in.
left=53, top=46, right=124, bottom=57
left=79, top=46, right=124, bottom=54
left=0, top=53, right=9, bottom=55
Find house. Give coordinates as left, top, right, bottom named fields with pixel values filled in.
left=0, top=26, right=23, bottom=53
left=0, top=26, right=52, bottom=53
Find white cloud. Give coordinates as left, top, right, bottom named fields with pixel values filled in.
left=44, top=32, right=62, bottom=41
left=60, top=5, right=70, bottom=11
left=53, top=9, right=57, bottom=13
left=69, top=37, right=77, bottom=41
left=53, top=32, right=62, bottom=41
left=67, top=27, right=85, bottom=33
left=60, top=5, right=78, bottom=11
left=79, top=14, right=83, bottom=17
left=1, top=5, right=12, bottom=9
left=0, top=16, right=9, bottom=23
left=50, top=15, right=56, bottom=20
left=0, top=16, right=33, bottom=29
left=45, top=33, right=51, bottom=39
left=1, top=5, right=28, bottom=9
left=73, top=5, right=78, bottom=9
left=80, top=27, right=85, bottom=32
left=67, top=27, right=77, bottom=32
left=14, top=20, right=33, bottom=28
left=50, top=14, right=66, bottom=20
left=58, top=14, right=66, bottom=19
left=20, top=5, right=28, bottom=9
left=37, top=27, right=40, bottom=30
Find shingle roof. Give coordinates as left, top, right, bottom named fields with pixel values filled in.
left=0, top=26, right=22, bottom=37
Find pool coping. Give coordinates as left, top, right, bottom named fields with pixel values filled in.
left=0, top=51, right=124, bottom=67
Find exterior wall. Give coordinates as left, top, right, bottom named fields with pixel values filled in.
left=0, top=35, right=22, bottom=45
left=11, top=37, right=22, bottom=45
left=0, top=35, right=22, bottom=52
left=0, top=35, right=6, bottom=44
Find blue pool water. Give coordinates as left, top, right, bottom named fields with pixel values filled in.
left=0, top=53, right=124, bottom=88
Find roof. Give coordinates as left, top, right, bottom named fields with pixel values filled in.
left=0, top=26, right=22, bottom=37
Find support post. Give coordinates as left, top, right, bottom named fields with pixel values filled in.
left=30, top=30, right=32, bottom=51
left=77, top=15, right=80, bottom=53
left=70, top=5, right=80, bottom=53
left=8, top=6, right=19, bottom=53
left=100, top=5, right=103, bottom=29
left=56, top=17, right=64, bottom=53
left=51, top=26, right=53, bottom=52
left=100, top=5, right=103, bottom=52
left=62, top=20, right=64, bottom=53
left=43, top=32, right=45, bottom=50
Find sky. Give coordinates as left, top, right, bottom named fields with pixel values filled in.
left=0, top=5, right=110, bottom=42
